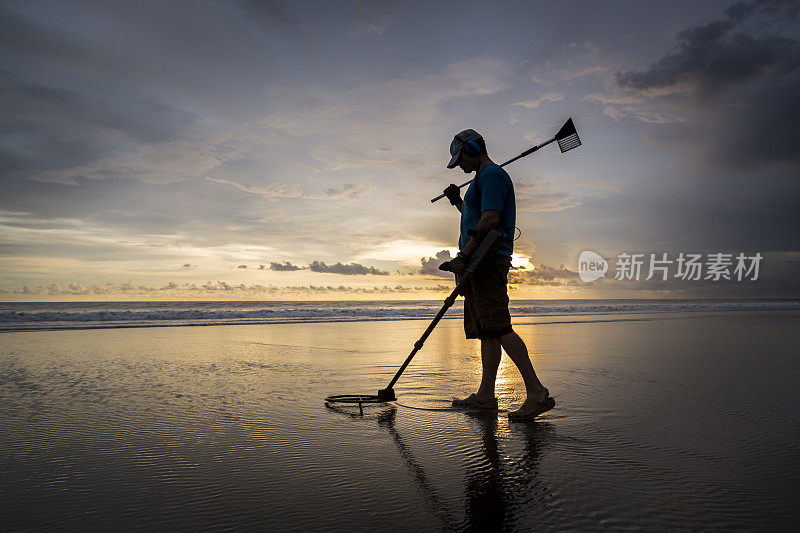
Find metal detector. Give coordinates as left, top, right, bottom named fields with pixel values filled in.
left=430, top=117, right=581, bottom=203
left=325, top=229, right=506, bottom=405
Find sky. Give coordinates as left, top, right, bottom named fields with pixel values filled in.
left=1, top=0, right=799, bottom=301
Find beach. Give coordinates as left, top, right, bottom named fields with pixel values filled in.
left=2, top=309, right=799, bottom=531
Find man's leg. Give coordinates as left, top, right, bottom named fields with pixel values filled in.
left=499, top=330, right=548, bottom=403
left=453, top=336, right=501, bottom=406
left=476, top=337, right=502, bottom=397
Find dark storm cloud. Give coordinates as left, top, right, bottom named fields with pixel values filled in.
left=270, top=261, right=302, bottom=271
left=611, top=0, right=800, bottom=168
left=308, top=261, right=389, bottom=275
left=614, top=0, right=800, bottom=96
left=588, top=0, right=800, bottom=269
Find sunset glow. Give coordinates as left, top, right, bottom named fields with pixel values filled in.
left=2, top=1, right=798, bottom=300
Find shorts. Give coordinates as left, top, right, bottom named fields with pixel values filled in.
left=463, top=255, right=513, bottom=340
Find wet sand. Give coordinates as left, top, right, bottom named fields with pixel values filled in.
left=2, top=311, right=799, bottom=530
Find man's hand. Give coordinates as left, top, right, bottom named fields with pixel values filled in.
left=460, top=210, right=500, bottom=258
left=439, top=253, right=469, bottom=275
left=443, top=184, right=462, bottom=206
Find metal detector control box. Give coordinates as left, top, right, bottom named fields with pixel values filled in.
left=463, top=229, right=506, bottom=277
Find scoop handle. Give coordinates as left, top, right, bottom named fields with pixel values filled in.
left=431, top=136, right=555, bottom=202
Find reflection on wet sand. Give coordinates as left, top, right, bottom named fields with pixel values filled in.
left=463, top=411, right=554, bottom=530
left=325, top=403, right=553, bottom=530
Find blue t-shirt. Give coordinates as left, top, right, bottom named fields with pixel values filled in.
left=459, top=163, right=515, bottom=257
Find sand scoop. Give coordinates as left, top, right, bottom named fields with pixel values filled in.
left=324, top=230, right=506, bottom=406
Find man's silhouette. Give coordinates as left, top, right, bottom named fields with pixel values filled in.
left=440, top=129, right=554, bottom=420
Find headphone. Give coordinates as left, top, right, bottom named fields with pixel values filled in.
left=462, top=139, right=481, bottom=156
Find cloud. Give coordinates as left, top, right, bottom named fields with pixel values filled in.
left=614, top=0, right=800, bottom=98
left=2, top=279, right=455, bottom=298
left=592, top=0, right=800, bottom=170
left=419, top=250, right=453, bottom=277
left=508, top=264, right=582, bottom=286
left=309, top=260, right=389, bottom=275
left=442, top=57, right=512, bottom=97
left=66, top=282, right=86, bottom=294
left=0, top=72, right=196, bottom=143
left=0, top=4, right=97, bottom=67
left=14, top=282, right=91, bottom=295
left=13, top=285, right=44, bottom=295
left=270, top=261, right=302, bottom=271
left=583, top=92, right=681, bottom=123
left=514, top=189, right=583, bottom=212
left=256, top=56, right=513, bottom=145
left=528, top=41, right=608, bottom=86
left=513, top=177, right=620, bottom=213
left=205, top=178, right=373, bottom=200
left=0, top=70, right=211, bottom=186
left=511, top=93, right=564, bottom=108
left=347, top=18, right=390, bottom=39
left=29, top=138, right=229, bottom=185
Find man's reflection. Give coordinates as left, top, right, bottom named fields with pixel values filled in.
left=325, top=403, right=553, bottom=530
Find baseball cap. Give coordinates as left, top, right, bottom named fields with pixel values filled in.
left=447, top=129, right=483, bottom=169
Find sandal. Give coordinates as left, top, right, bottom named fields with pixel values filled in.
left=452, top=393, right=498, bottom=409
left=508, top=392, right=555, bottom=421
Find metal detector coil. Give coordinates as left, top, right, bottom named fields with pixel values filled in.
left=324, top=394, right=386, bottom=404
left=325, top=230, right=506, bottom=405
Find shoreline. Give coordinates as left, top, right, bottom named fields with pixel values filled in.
left=2, top=308, right=798, bottom=333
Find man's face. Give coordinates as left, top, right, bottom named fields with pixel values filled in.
left=458, top=152, right=478, bottom=173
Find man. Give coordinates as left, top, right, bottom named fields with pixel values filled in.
left=440, top=129, right=554, bottom=420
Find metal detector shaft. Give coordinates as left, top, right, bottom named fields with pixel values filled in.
left=380, top=230, right=505, bottom=397
left=384, top=279, right=466, bottom=392
left=430, top=137, right=556, bottom=203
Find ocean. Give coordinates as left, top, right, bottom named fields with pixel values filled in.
left=1, top=298, right=798, bottom=331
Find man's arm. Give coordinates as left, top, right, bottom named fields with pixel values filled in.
left=460, top=210, right=500, bottom=257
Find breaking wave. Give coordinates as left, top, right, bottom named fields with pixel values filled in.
left=1, top=299, right=797, bottom=332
